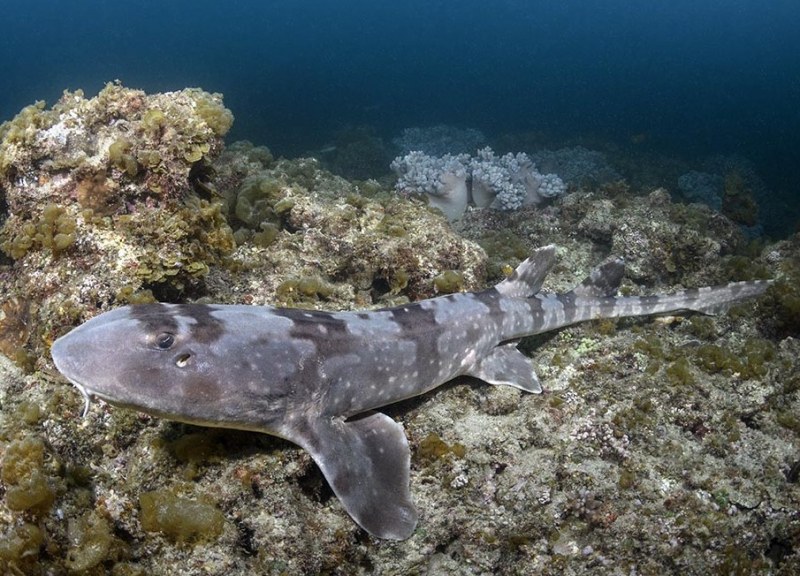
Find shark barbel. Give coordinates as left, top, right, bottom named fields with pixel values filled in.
left=51, top=246, right=771, bottom=539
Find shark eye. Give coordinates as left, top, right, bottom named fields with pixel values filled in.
left=156, top=333, right=175, bottom=350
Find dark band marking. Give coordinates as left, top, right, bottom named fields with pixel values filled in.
left=130, top=303, right=179, bottom=335
left=387, top=303, right=440, bottom=338
left=130, top=303, right=227, bottom=345
left=272, top=308, right=351, bottom=337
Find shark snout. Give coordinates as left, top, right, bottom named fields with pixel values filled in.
left=51, top=332, right=79, bottom=379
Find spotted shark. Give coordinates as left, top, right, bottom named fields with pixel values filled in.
left=50, top=246, right=771, bottom=539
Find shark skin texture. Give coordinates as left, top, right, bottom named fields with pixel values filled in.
left=50, top=245, right=771, bottom=540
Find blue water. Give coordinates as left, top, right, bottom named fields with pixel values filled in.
left=2, top=0, right=798, bottom=234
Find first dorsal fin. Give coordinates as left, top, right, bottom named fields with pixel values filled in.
left=495, top=245, right=557, bottom=298
left=572, top=257, right=625, bottom=298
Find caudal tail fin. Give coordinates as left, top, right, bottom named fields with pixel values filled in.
left=629, top=281, right=773, bottom=316
left=567, top=255, right=771, bottom=316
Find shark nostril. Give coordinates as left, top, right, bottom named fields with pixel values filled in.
left=175, top=353, right=191, bottom=368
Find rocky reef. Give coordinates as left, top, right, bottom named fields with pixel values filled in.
left=1, top=86, right=798, bottom=575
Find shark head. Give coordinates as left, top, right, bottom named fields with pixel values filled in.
left=50, top=303, right=295, bottom=433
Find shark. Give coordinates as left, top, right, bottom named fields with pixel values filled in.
left=50, top=245, right=771, bottom=540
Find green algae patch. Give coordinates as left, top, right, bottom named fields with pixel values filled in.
left=65, top=511, right=118, bottom=573
left=476, top=230, right=531, bottom=280
left=115, top=286, right=157, bottom=305
left=1, top=436, right=56, bottom=515
left=1, top=202, right=77, bottom=259
left=692, top=339, right=775, bottom=380
left=139, top=489, right=225, bottom=543
left=165, top=431, right=227, bottom=480
left=665, top=357, right=696, bottom=387
left=433, top=270, right=466, bottom=294
left=760, top=277, right=800, bottom=338
left=0, top=523, right=44, bottom=575
left=276, top=276, right=336, bottom=305
left=234, top=174, right=288, bottom=228
left=191, top=89, right=234, bottom=137
left=416, top=432, right=466, bottom=464
left=253, top=222, right=280, bottom=247
left=108, top=137, right=139, bottom=177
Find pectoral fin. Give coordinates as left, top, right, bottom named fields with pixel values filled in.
left=466, top=343, right=542, bottom=393
left=297, top=411, right=417, bottom=540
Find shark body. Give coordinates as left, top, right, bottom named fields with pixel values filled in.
left=50, top=246, right=771, bottom=539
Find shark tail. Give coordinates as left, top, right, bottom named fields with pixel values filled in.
left=619, top=280, right=773, bottom=316
left=568, top=256, right=771, bottom=317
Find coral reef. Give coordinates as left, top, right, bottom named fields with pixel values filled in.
left=675, top=155, right=776, bottom=234
left=677, top=170, right=724, bottom=211
left=722, top=170, right=759, bottom=227
left=391, top=147, right=566, bottom=220
left=210, top=147, right=486, bottom=306
left=471, top=147, right=566, bottom=209
left=0, top=86, right=798, bottom=574
left=0, top=83, right=237, bottom=364
left=391, top=150, right=471, bottom=220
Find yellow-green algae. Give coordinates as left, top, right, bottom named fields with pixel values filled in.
left=65, top=510, right=121, bottom=573
left=139, top=489, right=226, bottom=543
left=1, top=436, right=56, bottom=514
left=0, top=523, right=44, bottom=575
left=108, top=137, right=139, bottom=177
left=416, top=432, right=467, bottom=464
left=1, top=202, right=77, bottom=259
left=433, top=270, right=466, bottom=294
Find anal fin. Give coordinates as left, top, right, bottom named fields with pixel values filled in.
left=296, top=411, right=417, bottom=540
left=465, top=343, right=542, bottom=393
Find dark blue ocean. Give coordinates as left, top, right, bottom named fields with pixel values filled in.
left=2, top=0, right=798, bottom=235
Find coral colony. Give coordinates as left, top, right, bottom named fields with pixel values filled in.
left=391, top=147, right=566, bottom=220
